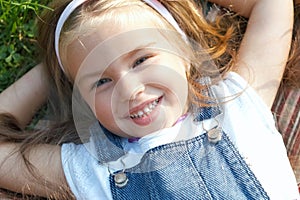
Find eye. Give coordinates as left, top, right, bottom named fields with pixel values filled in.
left=133, top=55, right=152, bottom=68
left=95, top=78, right=112, bottom=88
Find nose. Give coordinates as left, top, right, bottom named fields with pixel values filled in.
left=113, top=72, right=145, bottom=102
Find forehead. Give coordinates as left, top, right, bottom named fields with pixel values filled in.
left=66, top=16, right=184, bottom=80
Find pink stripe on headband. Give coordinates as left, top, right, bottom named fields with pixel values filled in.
left=54, top=0, right=186, bottom=72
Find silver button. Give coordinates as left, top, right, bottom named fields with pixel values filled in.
left=207, top=127, right=222, bottom=144
left=114, top=172, right=128, bottom=188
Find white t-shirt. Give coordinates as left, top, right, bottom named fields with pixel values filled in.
left=61, top=72, right=300, bottom=200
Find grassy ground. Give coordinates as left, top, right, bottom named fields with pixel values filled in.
left=0, top=0, right=51, bottom=92
left=0, top=0, right=52, bottom=127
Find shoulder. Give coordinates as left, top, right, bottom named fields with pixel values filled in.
left=213, top=73, right=299, bottom=199
left=213, top=71, right=270, bottom=110
left=61, top=143, right=113, bottom=199
left=213, top=71, right=279, bottom=140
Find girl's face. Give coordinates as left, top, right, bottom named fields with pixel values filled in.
left=66, top=15, right=189, bottom=138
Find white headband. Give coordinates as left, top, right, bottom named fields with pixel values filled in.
left=55, top=0, right=186, bottom=72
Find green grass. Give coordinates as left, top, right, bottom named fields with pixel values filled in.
left=0, top=0, right=51, bottom=92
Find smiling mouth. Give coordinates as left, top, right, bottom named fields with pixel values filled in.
left=130, top=97, right=162, bottom=119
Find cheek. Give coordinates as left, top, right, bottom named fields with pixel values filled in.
left=94, top=93, right=113, bottom=123
left=144, top=62, right=188, bottom=108
left=93, top=93, right=127, bottom=137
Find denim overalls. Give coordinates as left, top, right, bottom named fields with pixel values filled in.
left=64, top=72, right=300, bottom=199
left=95, top=106, right=270, bottom=200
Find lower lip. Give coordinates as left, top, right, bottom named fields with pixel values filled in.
left=131, top=97, right=162, bottom=126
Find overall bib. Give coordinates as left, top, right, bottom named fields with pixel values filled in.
left=104, top=107, right=270, bottom=200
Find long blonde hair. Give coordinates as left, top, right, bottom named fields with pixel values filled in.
left=0, top=0, right=240, bottom=198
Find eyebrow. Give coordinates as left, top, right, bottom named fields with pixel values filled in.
left=77, top=42, right=156, bottom=88
left=120, top=42, right=157, bottom=67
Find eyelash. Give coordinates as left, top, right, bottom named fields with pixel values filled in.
left=95, top=78, right=111, bottom=88
left=95, top=54, right=153, bottom=88
left=133, top=55, right=152, bottom=68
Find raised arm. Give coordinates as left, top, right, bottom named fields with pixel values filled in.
left=0, top=64, right=69, bottom=197
left=0, top=143, right=67, bottom=198
left=209, top=0, right=294, bottom=108
left=0, top=63, right=49, bottom=128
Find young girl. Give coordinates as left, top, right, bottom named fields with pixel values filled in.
left=0, top=0, right=298, bottom=199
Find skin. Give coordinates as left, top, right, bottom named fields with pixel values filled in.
left=212, top=0, right=294, bottom=107
left=0, top=63, right=49, bottom=128
left=0, top=0, right=294, bottom=197
left=67, top=21, right=189, bottom=138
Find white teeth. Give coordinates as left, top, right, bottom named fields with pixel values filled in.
left=144, top=107, right=150, bottom=114
left=149, top=104, right=155, bottom=109
left=130, top=98, right=159, bottom=119
left=137, top=111, right=144, bottom=117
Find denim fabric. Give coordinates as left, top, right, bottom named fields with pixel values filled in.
left=193, top=106, right=221, bottom=122
left=109, top=132, right=269, bottom=200
left=89, top=123, right=125, bottom=163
